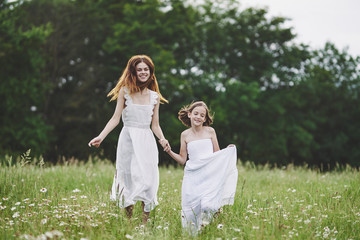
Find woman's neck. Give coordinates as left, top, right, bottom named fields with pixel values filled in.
left=139, top=88, right=148, bottom=94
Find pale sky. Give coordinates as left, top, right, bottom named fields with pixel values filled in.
left=239, top=0, right=360, bottom=57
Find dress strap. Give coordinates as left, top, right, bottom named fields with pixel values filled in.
left=150, top=90, right=159, bottom=107
left=123, top=87, right=132, bottom=106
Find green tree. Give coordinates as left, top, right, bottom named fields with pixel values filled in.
left=0, top=0, right=53, bottom=155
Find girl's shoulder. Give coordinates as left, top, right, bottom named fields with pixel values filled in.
left=204, top=126, right=216, bottom=133
left=180, top=129, right=192, bottom=139
left=181, top=128, right=191, bottom=136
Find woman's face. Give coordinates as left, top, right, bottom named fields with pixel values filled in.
left=135, top=62, right=150, bottom=82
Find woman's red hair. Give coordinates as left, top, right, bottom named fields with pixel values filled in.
left=107, top=55, right=168, bottom=103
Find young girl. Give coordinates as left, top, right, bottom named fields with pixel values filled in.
left=88, top=55, right=170, bottom=224
left=166, top=101, right=238, bottom=233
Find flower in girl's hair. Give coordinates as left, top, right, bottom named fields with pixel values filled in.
left=40, top=188, right=47, bottom=193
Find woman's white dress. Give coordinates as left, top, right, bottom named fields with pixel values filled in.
left=110, top=88, right=159, bottom=212
left=181, top=139, right=238, bottom=232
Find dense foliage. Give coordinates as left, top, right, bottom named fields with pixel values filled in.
left=1, top=0, right=359, bottom=169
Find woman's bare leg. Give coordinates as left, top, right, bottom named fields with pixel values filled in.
left=125, top=205, right=134, bottom=219
left=142, top=202, right=150, bottom=224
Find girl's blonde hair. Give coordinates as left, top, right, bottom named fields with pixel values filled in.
left=178, top=101, right=214, bottom=127
left=107, top=55, right=168, bottom=103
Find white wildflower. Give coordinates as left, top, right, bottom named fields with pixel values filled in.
left=40, top=188, right=47, bottom=193
left=125, top=234, right=134, bottom=239
left=217, top=224, right=223, bottom=229
left=12, top=212, right=20, bottom=218
left=59, top=221, right=68, bottom=226
left=72, top=189, right=81, bottom=193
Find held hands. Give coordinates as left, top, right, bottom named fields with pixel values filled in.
left=159, top=138, right=171, bottom=152
left=88, top=136, right=103, bottom=148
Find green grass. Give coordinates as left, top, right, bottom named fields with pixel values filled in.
left=0, top=154, right=359, bottom=239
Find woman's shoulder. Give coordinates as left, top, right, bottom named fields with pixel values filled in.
left=148, top=89, right=159, bottom=105
left=148, top=89, right=159, bottom=97
left=118, top=86, right=128, bottom=95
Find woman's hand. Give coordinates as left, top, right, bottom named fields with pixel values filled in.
left=88, top=136, right=103, bottom=148
left=159, top=139, right=171, bottom=152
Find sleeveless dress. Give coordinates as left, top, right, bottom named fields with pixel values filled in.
left=110, top=88, right=159, bottom=212
left=181, top=139, right=238, bottom=233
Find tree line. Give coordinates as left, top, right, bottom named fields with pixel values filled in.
left=1, top=0, right=359, bottom=169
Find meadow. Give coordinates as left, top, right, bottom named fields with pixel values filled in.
left=0, top=152, right=359, bottom=240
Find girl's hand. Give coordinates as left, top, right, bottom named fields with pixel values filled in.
left=227, top=144, right=235, bottom=148
left=88, top=137, right=103, bottom=148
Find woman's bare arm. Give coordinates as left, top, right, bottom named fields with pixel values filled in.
left=88, top=88, right=125, bottom=147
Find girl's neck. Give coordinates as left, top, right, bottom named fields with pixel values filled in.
left=190, top=125, right=204, bottom=134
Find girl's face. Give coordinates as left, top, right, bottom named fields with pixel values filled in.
left=135, top=62, right=150, bottom=82
left=188, top=106, right=207, bottom=127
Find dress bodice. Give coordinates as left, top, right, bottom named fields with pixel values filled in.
left=122, top=88, right=158, bottom=128
left=187, top=139, right=213, bottom=161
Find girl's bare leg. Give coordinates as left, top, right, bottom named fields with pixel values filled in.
left=125, top=205, right=134, bottom=219
left=142, top=202, right=150, bottom=224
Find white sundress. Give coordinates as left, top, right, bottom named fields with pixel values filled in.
left=181, top=139, right=238, bottom=233
left=110, top=88, right=159, bottom=212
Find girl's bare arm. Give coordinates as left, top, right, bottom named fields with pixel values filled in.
left=209, top=127, right=220, bottom=152
left=166, top=132, right=188, bottom=165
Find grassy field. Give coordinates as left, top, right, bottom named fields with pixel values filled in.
left=0, top=153, right=359, bottom=240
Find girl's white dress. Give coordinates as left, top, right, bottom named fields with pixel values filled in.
left=181, top=139, right=238, bottom=232
left=110, top=88, right=159, bottom=212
